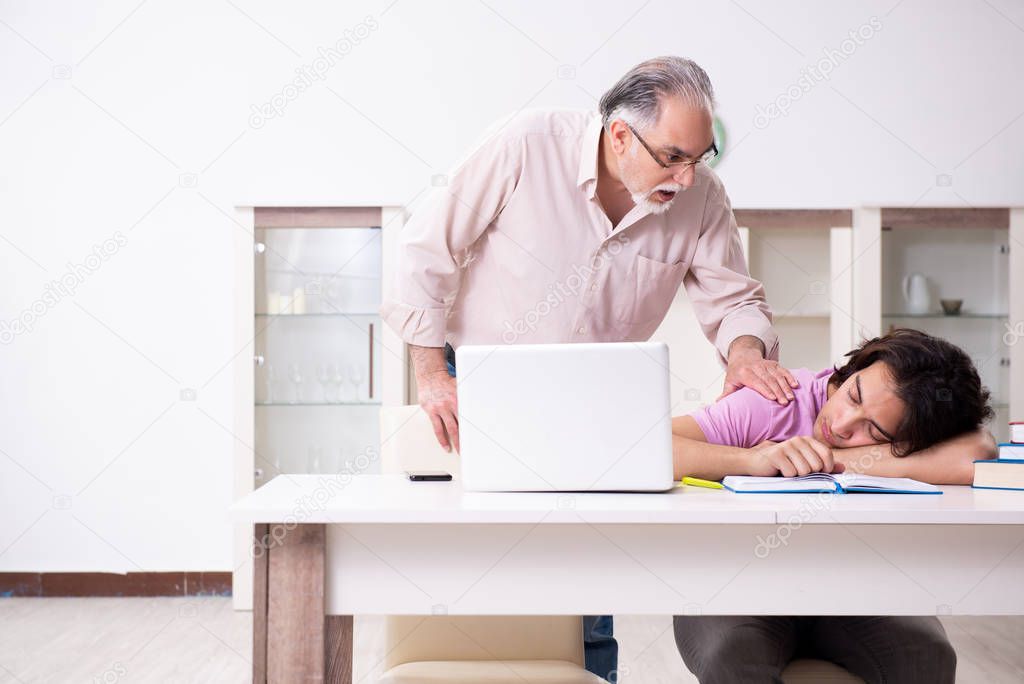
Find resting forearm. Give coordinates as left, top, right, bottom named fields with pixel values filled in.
left=726, top=335, right=765, bottom=361
left=409, top=344, right=448, bottom=379
left=672, top=436, right=750, bottom=481
left=833, top=429, right=997, bottom=485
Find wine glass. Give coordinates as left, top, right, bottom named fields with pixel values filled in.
left=347, top=363, right=365, bottom=402
left=307, top=445, right=323, bottom=473
left=288, top=363, right=304, bottom=404
left=264, top=363, right=277, bottom=404
left=316, top=363, right=331, bottom=403
left=328, top=363, right=344, bottom=404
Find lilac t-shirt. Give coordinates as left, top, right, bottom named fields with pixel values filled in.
left=691, top=367, right=834, bottom=448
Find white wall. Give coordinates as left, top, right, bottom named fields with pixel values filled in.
left=2, top=0, right=1023, bottom=572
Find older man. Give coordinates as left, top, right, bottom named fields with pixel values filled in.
left=381, top=56, right=794, bottom=681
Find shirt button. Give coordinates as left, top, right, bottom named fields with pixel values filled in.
left=590, top=284, right=598, bottom=292
left=577, top=327, right=586, bottom=334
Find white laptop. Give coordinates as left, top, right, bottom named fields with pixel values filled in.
left=455, top=342, right=675, bottom=492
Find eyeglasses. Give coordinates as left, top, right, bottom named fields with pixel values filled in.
left=625, top=122, right=718, bottom=170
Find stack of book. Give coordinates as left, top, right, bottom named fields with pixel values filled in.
left=973, top=421, right=1024, bottom=491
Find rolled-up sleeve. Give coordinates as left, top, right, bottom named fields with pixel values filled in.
left=682, top=178, right=779, bottom=366
left=380, top=123, right=523, bottom=347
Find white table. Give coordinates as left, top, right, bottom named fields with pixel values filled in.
left=231, top=474, right=1024, bottom=683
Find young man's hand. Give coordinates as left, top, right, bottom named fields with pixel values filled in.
left=746, top=437, right=845, bottom=477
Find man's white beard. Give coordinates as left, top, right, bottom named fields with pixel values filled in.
left=630, top=182, right=684, bottom=215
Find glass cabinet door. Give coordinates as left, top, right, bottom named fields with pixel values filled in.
left=881, top=225, right=1011, bottom=442
left=253, top=225, right=382, bottom=481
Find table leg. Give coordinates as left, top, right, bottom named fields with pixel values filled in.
left=252, top=523, right=352, bottom=683
left=325, top=616, right=354, bottom=683
left=253, top=524, right=268, bottom=683
left=252, top=523, right=330, bottom=683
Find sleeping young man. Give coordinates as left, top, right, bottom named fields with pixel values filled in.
left=671, top=328, right=996, bottom=684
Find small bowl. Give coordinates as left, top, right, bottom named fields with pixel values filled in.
left=940, top=299, right=963, bottom=316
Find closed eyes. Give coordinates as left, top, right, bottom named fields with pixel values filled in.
left=848, top=383, right=892, bottom=442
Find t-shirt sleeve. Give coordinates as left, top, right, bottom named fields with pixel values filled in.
left=690, top=387, right=773, bottom=448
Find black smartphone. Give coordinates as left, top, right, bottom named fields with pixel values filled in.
left=405, top=470, right=452, bottom=482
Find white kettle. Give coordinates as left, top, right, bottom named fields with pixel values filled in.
left=902, top=272, right=930, bottom=315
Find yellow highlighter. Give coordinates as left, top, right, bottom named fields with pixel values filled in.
left=679, top=476, right=724, bottom=490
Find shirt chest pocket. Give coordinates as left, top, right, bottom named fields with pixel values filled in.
left=617, top=254, right=687, bottom=326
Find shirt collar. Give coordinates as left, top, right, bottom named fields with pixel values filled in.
left=576, top=114, right=604, bottom=194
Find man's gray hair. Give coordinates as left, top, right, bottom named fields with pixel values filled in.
left=599, top=56, right=715, bottom=131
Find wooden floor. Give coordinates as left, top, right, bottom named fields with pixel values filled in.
left=1, top=598, right=1023, bottom=682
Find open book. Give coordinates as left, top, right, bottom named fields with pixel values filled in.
left=722, top=473, right=941, bottom=494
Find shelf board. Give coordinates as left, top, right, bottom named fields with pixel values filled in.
left=879, top=207, right=1009, bottom=230
left=256, top=401, right=381, bottom=407
left=882, top=313, right=1009, bottom=319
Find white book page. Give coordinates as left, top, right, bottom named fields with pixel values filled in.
left=834, top=473, right=939, bottom=493
left=722, top=473, right=939, bottom=493
left=722, top=474, right=839, bottom=492
left=1010, top=424, right=1024, bottom=443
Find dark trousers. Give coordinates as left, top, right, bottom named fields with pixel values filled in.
left=582, top=615, right=618, bottom=681
left=445, top=343, right=618, bottom=681
left=673, top=615, right=956, bottom=684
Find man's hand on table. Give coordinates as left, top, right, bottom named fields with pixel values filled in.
left=409, top=345, right=460, bottom=453
left=718, top=336, right=798, bottom=406
left=418, top=370, right=460, bottom=453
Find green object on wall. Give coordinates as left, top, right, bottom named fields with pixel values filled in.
left=710, top=116, right=726, bottom=168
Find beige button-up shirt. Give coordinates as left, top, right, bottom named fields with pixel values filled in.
left=381, top=109, right=778, bottom=364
